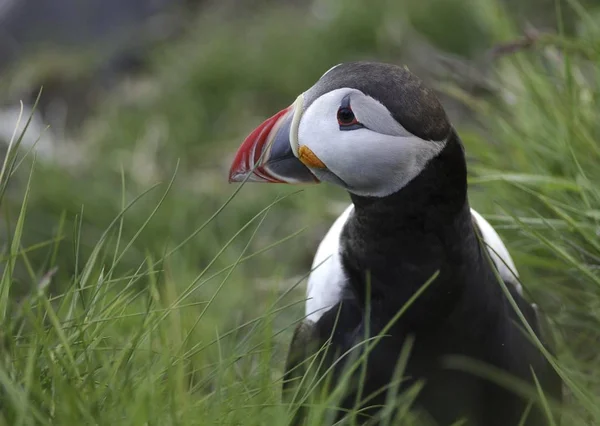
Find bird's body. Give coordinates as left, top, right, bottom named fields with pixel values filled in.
left=228, top=61, right=562, bottom=425
left=305, top=203, right=521, bottom=323
left=287, top=132, right=559, bottom=425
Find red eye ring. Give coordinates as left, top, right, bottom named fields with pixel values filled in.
left=337, top=107, right=359, bottom=126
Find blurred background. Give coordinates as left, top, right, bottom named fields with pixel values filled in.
left=1, top=0, right=596, bottom=288
left=1, top=0, right=600, bottom=423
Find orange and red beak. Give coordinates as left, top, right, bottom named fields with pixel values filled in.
left=228, top=97, right=320, bottom=184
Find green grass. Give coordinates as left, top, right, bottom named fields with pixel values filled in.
left=1, top=0, right=600, bottom=424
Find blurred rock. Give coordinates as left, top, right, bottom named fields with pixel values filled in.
left=0, top=103, right=55, bottom=160
left=0, top=0, right=193, bottom=158
left=0, top=0, right=183, bottom=55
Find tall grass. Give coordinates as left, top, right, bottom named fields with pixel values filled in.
left=0, top=114, right=305, bottom=424
left=1, top=0, right=600, bottom=424
left=456, top=5, right=600, bottom=423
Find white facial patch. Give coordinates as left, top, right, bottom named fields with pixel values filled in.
left=297, top=88, right=447, bottom=197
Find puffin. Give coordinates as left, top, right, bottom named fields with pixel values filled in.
left=228, top=62, right=562, bottom=426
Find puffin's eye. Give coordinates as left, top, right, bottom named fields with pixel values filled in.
left=337, top=95, right=364, bottom=131
left=337, top=107, right=356, bottom=125
left=337, top=107, right=363, bottom=131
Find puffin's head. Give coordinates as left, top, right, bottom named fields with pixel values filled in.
left=228, top=62, right=453, bottom=198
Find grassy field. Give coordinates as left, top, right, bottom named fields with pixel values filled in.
left=1, top=0, right=600, bottom=424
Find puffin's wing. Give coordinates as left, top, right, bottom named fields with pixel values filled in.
left=283, top=320, right=317, bottom=395
left=532, top=304, right=563, bottom=403
left=305, top=205, right=523, bottom=322
left=506, top=291, right=563, bottom=406
left=282, top=319, right=320, bottom=424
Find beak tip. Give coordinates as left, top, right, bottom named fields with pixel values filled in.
left=228, top=166, right=270, bottom=183
left=227, top=101, right=318, bottom=185
left=228, top=167, right=246, bottom=183
left=228, top=152, right=250, bottom=183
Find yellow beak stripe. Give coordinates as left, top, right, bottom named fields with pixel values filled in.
left=298, top=146, right=326, bottom=169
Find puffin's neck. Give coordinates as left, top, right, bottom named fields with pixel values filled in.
left=349, top=131, right=468, bottom=229
left=340, top=132, right=483, bottom=326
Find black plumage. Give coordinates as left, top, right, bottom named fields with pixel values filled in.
left=282, top=66, right=562, bottom=425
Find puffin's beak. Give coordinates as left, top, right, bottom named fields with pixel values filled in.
left=228, top=96, right=320, bottom=184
